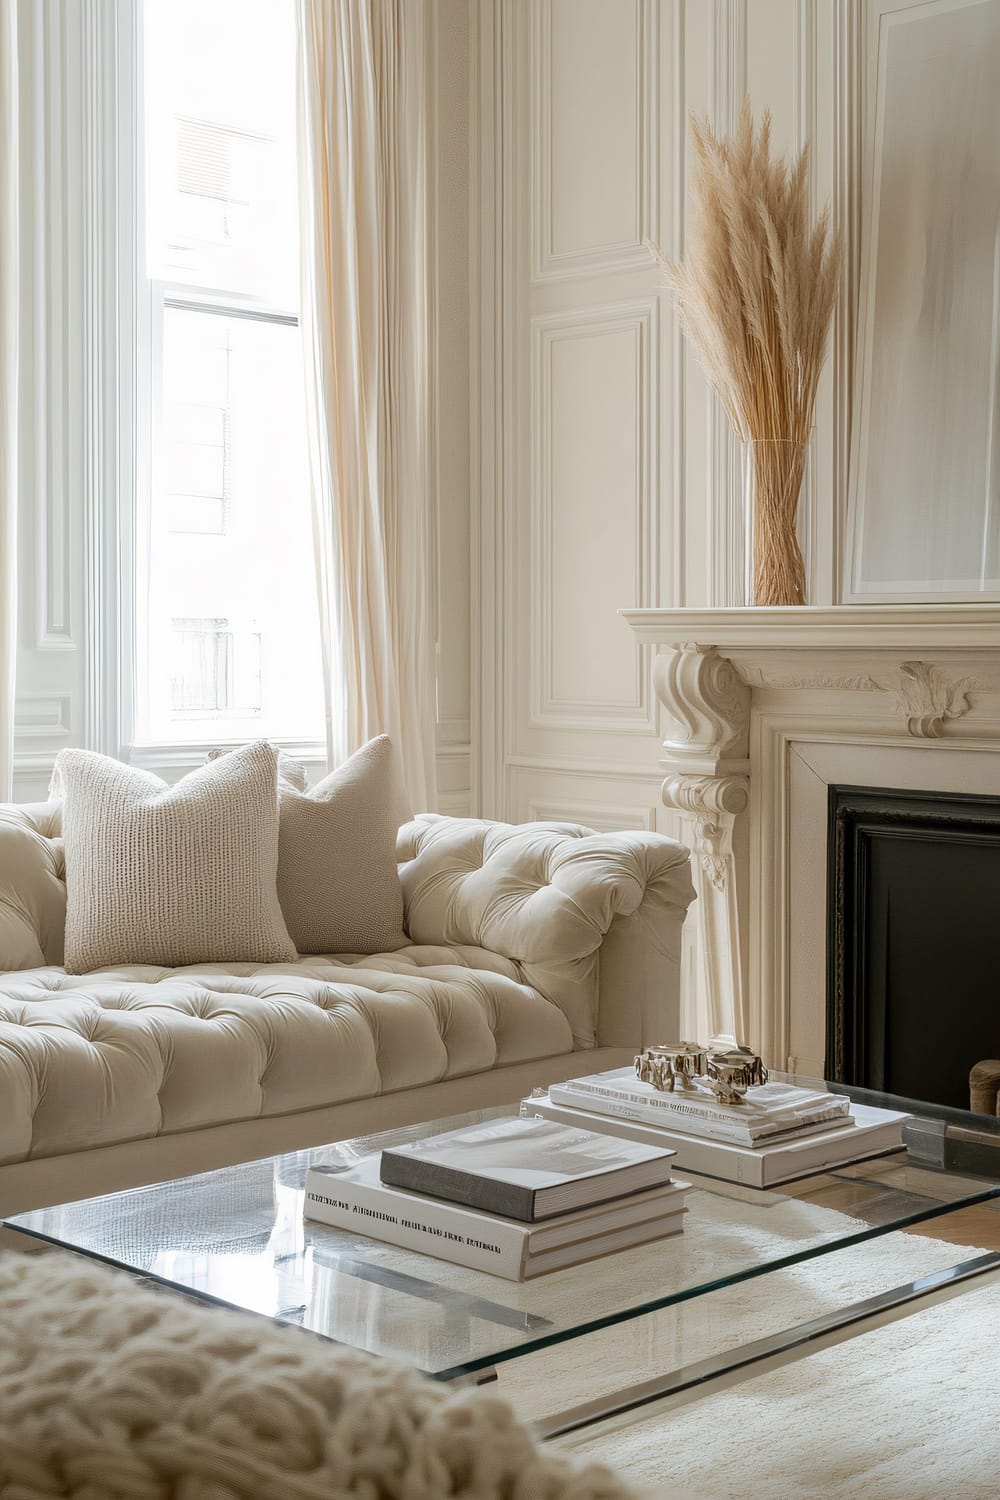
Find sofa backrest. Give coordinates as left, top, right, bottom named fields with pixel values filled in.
left=0, top=801, right=66, bottom=970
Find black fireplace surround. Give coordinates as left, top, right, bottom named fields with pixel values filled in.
left=826, top=785, right=1000, bottom=1112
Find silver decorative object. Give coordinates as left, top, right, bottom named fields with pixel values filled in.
left=704, top=1045, right=768, bottom=1105
left=634, top=1042, right=708, bottom=1093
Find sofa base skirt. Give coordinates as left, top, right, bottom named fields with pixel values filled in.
left=0, top=1047, right=636, bottom=1226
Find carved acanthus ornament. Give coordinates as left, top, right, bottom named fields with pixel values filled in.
left=889, top=660, right=976, bottom=738
left=661, top=773, right=749, bottom=891
left=652, top=646, right=751, bottom=1042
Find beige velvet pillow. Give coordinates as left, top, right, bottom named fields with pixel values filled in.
left=277, top=735, right=408, bottom=954
left=54, top=741, right=296, bottom=974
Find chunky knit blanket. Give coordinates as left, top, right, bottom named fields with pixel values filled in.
left=0, top=1251, right=634, bottom=1500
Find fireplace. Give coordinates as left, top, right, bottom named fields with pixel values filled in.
left=827, top=786, right=1000, bottom=1110
left=625, top=605, right=1000, bottom=1094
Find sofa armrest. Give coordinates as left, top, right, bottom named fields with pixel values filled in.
left=397, top=815, right=695, bottom=1049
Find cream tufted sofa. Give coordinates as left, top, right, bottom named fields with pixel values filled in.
left=0, top=805, right=694, bottom=1216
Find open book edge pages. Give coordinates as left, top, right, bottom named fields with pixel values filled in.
left=548, top=1081, right=853, bottom=1146
left=304, top=1155, right=690, bottom=1281
left=524, top=1096, right=910, bottom=1189
left=565, top=1068, right=852, bottom=1126
left=378, top=1114, right=675, bottom=1222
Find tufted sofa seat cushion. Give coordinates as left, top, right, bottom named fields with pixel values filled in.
left=0, top=949, right=572, bottom=1166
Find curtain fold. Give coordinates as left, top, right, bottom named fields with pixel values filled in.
left=0, top=0, right=17, bottom=801
left=295, top=0, right=437, bottom=815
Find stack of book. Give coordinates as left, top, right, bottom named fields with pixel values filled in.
left=303, top=1114, right=689, bottom=1281
left=524, top=1068, right=910, bottom=1187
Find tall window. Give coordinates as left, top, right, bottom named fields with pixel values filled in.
left=137, top=0, right=323, bottom=746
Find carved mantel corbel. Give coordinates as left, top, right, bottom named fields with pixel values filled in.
left=652, top=645, right=751, bottom=1042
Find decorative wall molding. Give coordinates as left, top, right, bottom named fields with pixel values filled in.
left=526, top=798, right=656, bottom=833
left=707, top=0, right=746, bottom=610
left=830, top=0, right=863, bottom=606
left=21, top=4, right=75, bottom=653
left=667, top=0, right=686, bottom=609
left=506, top=752, right=672, bottom=783
left=14, top=694, right=72, bottom=741
left=15, top=0, right=133, bottom=795
left=530, top=299, right=658, bottom=734
left=82, top=0, right=130, bottom=758
left=470, top=0, right=518, bottom=818
left=530, top=0, right=659, bottom=283
left=793, top=0, right=818, bottom=599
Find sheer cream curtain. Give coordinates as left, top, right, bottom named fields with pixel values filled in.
left=295, top=0, right=437, bottom=814
left=0, top=0, right=17, bottom=801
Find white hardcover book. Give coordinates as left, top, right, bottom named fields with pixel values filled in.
left=558, top=1068, right=851, bottom=1142
left=522, top=1213, right=686, bottom=1277
left=304, top=1155, right=690, bottom=1281
left=526, top=1097, right=910, bottom=1188
left=549, top=1080, right=851, bottom=1146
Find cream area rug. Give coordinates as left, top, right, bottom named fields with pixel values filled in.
left=498, top=1225, right=1000, bottom=1499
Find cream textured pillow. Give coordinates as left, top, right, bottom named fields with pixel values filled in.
left=277, top=735, right=408, bottom=954
left=54, top=742, right=296, bottom=974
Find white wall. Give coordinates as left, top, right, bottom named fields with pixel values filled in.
left=470, top=0, right=861, bottom=827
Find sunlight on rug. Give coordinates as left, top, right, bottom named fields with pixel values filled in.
left=497, top=1228, right=1000, bottom=1499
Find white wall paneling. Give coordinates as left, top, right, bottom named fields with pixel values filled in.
left=83, top=0, right=130, bottom=760
left=14, top=0, right=131, bottom=800
left=530, top=300, right=658, bottom=734
left=475, top=0, right=682, bottom=832
left=470, top=0, right=520, bottom=819
left=706, top=0, right=746, bottom=609
left=430, top=0, right=473, bottom=814
left=531, top=0, right=658, bottom=282
left=15, top=1, right=85, bottom=799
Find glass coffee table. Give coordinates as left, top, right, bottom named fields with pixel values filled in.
left=6, top=1079, right=1000, bottom=1438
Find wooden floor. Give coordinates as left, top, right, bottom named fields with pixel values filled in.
left=902, top=1201, right=1000, bottom=1250
left=779, top=1157, right=1000, bottom=1251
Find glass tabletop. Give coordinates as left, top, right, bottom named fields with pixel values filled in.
left=6, top=1080, right=1000, bottom=1380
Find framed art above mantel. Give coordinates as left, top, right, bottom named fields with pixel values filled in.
left=846, top=0, right=1000, bottom=602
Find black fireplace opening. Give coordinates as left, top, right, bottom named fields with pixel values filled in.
left=826, top=785, right=1000, bottom=1113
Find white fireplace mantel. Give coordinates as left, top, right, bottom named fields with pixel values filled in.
left=622, top=605, right=1000, bottom=1074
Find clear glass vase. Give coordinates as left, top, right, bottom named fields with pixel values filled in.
left=742, top=438, right=809, bottom=606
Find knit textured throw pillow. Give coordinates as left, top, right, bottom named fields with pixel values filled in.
left=54, top=742, right=296, bottom=974
left=276, top=735, right=409, bottom=955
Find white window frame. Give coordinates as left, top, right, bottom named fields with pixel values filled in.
left=119, top=1, right=326, bottom=779
left=13, top=0, right=326, bottom=798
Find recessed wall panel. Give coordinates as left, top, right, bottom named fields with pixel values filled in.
left=538, top=0, right=645, bottom=275
left=533, top=304, right=655, bottom=729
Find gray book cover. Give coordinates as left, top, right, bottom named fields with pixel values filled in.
left=379, top=1115, right=673, bottom=1221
